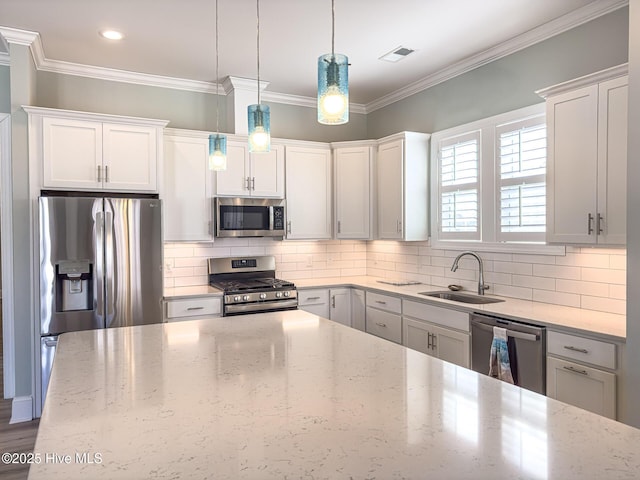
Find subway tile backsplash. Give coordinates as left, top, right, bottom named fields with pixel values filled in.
left=163, top=239, right=626, bottom=315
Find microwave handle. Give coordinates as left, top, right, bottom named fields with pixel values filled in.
left=269, top=206, right=274, bottom=230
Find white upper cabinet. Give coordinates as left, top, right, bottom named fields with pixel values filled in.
left=215, top=139, right=284, bottom=198
left=597, top=76, right=628, bottom=245
left=376, top=132, right=430, bottom=241
left=102, top=123, right=159, bottom=191
left=163, top=130, right=213, bottom=242
left=542, top=66, right=628, bottom=245
left=26, top=107, right=167, bottom=193
left=285, top=145, right=332, bottom=239
left=334, top=144, right=375, bottom=239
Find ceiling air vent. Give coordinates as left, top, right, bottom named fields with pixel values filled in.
left=379, top=46, right=415, bottom=63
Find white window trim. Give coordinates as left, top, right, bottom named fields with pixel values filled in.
left=430, top=103, right=566, bottom=256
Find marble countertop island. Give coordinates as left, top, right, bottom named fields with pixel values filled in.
left=30, top=310, right=640, bottom=479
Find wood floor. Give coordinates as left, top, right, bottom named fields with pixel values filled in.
left=0, top=305, right=40, bottom=480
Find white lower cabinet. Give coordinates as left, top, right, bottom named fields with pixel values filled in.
left=165, top=297, right=222, bottom=322
left=546, top=356, right=616, bottom=419
left=365, top=292, right=402, bottom=344
left=546, top=330, right=617, bottom=419
left=351, top=289, right=366, bottom=331
left=329, top=288, right=351, bottom=327
left=402, top=300, right=470, bottom=368
left=298, top=289, right=330, bottom=318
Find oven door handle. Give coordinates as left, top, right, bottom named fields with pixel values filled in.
left=472, top=321, right=540, bottom=342
left=224, top=299, right=299, bottom=315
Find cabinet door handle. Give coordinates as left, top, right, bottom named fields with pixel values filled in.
left=432, top=333, right=437, bottom=350
left=375, top=322, right=387, bottom=328
left=375, top=300, right=387, bottom=305
left=398, top=220, right=402, bottom=233
left=306, top=296, right=321, bottom=301
left=564, top=345, right=589, bottom=354
left=597, top=213, right=604, bottom=235
left=186, top=306, right=204, bottom=311
left=97, top=165, right=102, bottom=182
left=331, top=295, right=336, bottom=308
left=427, top=332, right=432, bottom=349
left=337, top=221, right=341, bottom=234
left=286, top=220, right=292, bottom=234
left=563, top=365, right=588, bottom=376
left=588, top=213, right=594, bottom=235
left=251, top=177, right=255, bottom=190
left=245, top=177, right=250, bottom=190
left=105, top=165, right=109, bottom=183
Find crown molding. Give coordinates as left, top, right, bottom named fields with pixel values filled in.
left=0, top=0, right=628, bottom=114
left=536, top=63, right=628, bottom=98
left=365, top=0, right=628, bottom=113
left=0, top=26, right=39, bottom=46
left=0, top=52, right=9, bottom=67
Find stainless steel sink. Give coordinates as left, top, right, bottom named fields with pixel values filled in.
left=418, top=291, right=505, bottom=304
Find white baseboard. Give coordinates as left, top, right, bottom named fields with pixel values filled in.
left=10, top=396, right=33, bottom=424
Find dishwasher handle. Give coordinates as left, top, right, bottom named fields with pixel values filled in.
left=472, top=321, right=540, bottom=342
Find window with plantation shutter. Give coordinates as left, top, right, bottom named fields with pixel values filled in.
left=497, top=116, right=546, bottom=241
left=432, top=104, right=559, bottom=252
left=438, top=131, right=480, bottom=240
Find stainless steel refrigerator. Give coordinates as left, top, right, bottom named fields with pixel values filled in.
left=39, top=194, right=163, bottom=411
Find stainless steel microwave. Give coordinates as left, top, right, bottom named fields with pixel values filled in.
left=215, top=198, right=286, bottom=237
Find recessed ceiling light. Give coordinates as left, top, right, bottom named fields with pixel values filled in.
left=379, top=46, right=415, bottom=63
left=99, top=30, right=124, bottom=41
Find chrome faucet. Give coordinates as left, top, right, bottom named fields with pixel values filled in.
left=451, top=251, right=489, bottom=295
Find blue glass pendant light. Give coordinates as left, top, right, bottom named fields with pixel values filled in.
left=209, top=0, right=227, bottom=170
left=248, top=0, right=271, bottom=152
left=318, top=0, right=349, bottom=125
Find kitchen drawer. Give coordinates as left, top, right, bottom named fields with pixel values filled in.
left=166, top=297, right=221, bottom=319
left=547, top=331, right=616, bottom=369
left=366, top=291, right=401, bottom=314
left=402, top=300, right=469, bottom=332
left=298, top=289, right=329, bottom=306
left=365, top=306, right=402, bottom=344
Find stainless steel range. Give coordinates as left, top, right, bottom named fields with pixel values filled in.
left=208, top=256, right=298, bottom=316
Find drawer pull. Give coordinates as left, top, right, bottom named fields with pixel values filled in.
left=306, top=296, right=321, bottom=301
left=564, top=345, right=589, bottom=354
left=186, top=306, right=204, bottom=311
left=375, top=300, right=387, bottom=305
left=375, top=322, right=387, bottom=328
left=563, top=366, right=588, bottom=376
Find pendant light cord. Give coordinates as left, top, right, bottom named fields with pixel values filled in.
left=215, top=0, right=220, bottom=133
left=331, top=0, right=335, bottom=56
left=257, top=0, right=261, bottom=105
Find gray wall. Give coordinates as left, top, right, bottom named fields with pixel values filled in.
left=623, top=0, right=640, bottom=428
left=0, top=65, right=9, bottom=113
left=36, top=72, right=229, bottom=132
left=367, top=7, right=629, bottom=138
left=35, top=71, right=368, bottom=142
left=268, top=101, right=367, bottom=142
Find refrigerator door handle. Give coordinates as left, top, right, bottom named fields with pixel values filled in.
left=104, top=208, right=115, bottom=327
left=95, top=210, right=106, bottom=323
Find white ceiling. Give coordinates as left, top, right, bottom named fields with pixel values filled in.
left=0, top=0, right=627, bottom=109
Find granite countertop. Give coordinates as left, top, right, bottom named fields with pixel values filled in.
left=29, top=310, right=640, bottom=479
left=293, top=276, right=627, bottom=341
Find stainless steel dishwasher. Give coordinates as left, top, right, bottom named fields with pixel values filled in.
left=470, top=313, right=546, bottom=394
